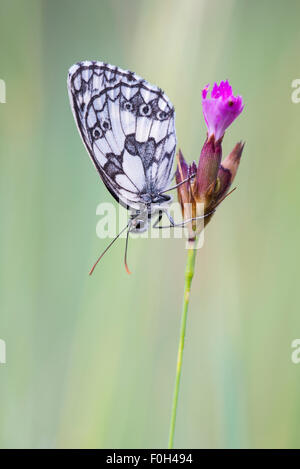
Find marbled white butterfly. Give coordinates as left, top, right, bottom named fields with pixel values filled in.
left=68, top=61, right=191, bottom=272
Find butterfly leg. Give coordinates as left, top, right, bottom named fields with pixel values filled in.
left=152, top=209, right=175, bottom=229
left=152, top=211, right=163, bottom=229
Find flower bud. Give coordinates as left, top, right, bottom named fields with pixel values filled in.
left=192, top=135, right=222, bottom=207
left=175, top=149, right=190, bottom=209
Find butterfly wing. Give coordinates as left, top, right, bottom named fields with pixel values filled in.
left=67, top=61, right=176, bottom=209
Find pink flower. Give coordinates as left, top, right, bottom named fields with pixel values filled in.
left=202, top=81, right=244, bottom=141
left=176, top=80, right=245, bottom=237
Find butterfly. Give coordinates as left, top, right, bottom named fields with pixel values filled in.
left=67, top=61, right=196, bottom=273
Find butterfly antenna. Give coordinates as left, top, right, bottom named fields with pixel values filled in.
left=213, top=186, right=237, bottom=208
left=124, top=228, right=131, bottom=275
left=89, top=223, right=129, bottom=276
left=158, top=173, right=196, bottom=195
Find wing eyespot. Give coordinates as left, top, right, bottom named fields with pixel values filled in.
left=139, top=104, right=151, bottom=117
left=124, top=102, right=133, bottom=112
left=100, top=119, right=111, bottom=131
left=157, top=110, right=168, bottom=121
left=92, top=126, right=102, bottom=139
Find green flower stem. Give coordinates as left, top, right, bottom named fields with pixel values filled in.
left=168, top=241, right=197, bottom=449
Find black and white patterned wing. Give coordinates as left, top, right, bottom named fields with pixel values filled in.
left=67, top=61, right=176, bottom=209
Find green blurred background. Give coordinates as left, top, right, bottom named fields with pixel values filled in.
left=0, top=0, right=300, bottom=449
